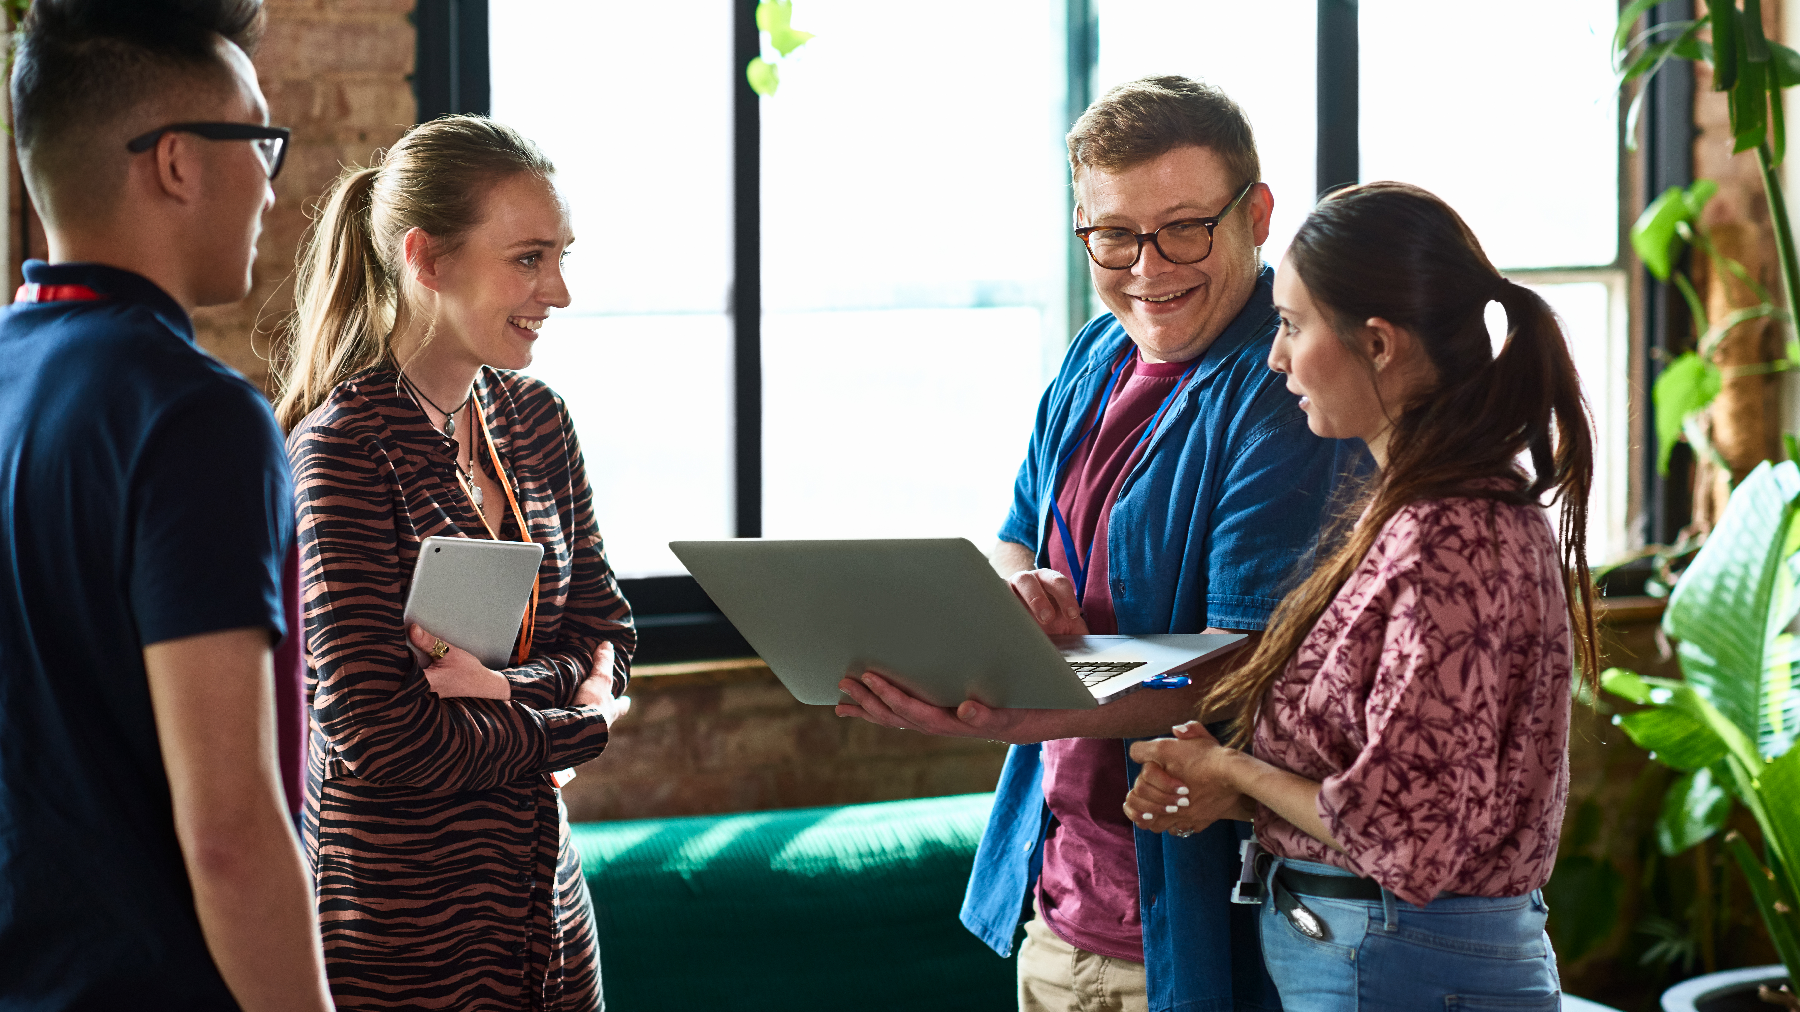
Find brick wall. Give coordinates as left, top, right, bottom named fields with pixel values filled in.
left=559, top=661, right=1011, bottom=823
left=5, top=2, right=419, bottom=394
left=194, top=0, right=418, bottom=392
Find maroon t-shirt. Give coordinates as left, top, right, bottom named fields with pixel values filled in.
left=1036, top=354, right=1189, bottom=962
left=275, top=540, right=307, bottom=817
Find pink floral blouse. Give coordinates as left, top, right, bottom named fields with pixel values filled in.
left=1251, top=495, right=1573, bottom=907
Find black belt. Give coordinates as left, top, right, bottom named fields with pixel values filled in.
left=1248, top=850, right=1384, bottom=942
left=1276, top=864, right=1384, bottom=901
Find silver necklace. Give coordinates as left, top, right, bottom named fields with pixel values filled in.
left=398, top=368, right=484, bottom=512
left=398, top=370, right=472, bottom=438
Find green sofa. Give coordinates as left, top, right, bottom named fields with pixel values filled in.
left=574, top=792, right=1016, bottom=1011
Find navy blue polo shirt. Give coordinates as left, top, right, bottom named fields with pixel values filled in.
left=0, top=261, right=293, bottom=1010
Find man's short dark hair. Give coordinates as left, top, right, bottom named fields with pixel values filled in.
left=1067, top=75, right=1261, bottom=191
left=11, top=0, right=266, bottom=225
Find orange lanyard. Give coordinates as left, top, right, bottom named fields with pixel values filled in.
left=450, top=393, right=539, bottom=666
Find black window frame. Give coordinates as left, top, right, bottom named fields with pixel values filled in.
left=431, top=0, right=1670, bottom=662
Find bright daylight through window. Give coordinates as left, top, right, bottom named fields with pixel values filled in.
left=495, top=0, right=1631, bottom=576
left=1362, top=0, right=1626, bottom=564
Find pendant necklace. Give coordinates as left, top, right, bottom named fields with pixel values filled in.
left=398, top=369, right=472, bottom=439
left=398, top=368, right=483, bottom=512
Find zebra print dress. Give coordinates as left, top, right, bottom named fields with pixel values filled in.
left=289, top=365, right=634, bottom=1011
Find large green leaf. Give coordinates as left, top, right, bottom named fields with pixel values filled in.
left=1732, top=57, right=1769, bottom=153
left=1772, top=56, right=1789, bottom=164
left=1723, top=830, right=1800, bottom=977
left=1685, top=178, right=1722, bottom=217
left=1620, top=706, right=1730, bottom=770
left=1653, top=352, right=1723, bottom=474
left=1773, top=39, right=1800, bottom=87
left=1716, top=0, right=1742, bottom=91
left=1759, top=747, right=1800, bottom=903
left=1657, top=767, right=1733, bottom=854
left=1744, top=0, right=1771, bottom=64
left=1544, top=855, right=1623, bottom=962
left=1602, top=667, right=1654, bottom=705
left=1615, top=0, right=1668, bottom=57
left=1632, top=186, right=1690, bottom=281
left=1666, top=460, right=1800, bottom=758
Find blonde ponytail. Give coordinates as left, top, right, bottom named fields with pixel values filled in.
left=275, top=166, right=387, bottom=431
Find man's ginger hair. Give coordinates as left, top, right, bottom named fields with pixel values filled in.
left=1066, top=75, right=1260, bottom=191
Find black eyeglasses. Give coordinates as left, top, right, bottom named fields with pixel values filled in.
left=125, top=122, right=292, bottom=181
left=1074, top=179, right=1256, bottom=270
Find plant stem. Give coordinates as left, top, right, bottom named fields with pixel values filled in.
left=1756, top=143, right=1800, bottom=350
left=1696, top=837, right=1717, bottom=974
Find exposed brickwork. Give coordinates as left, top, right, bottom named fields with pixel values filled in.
left=560, top=660, right=1011, bottom=823
left=191, top=0, right=417, bottom=392
left=1690, top=0, right=1789, bottom=522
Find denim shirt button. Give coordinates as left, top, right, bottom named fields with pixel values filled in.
left=1022, top=839, right=1034, bottom=854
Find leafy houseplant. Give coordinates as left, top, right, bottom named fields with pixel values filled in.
left=745, top=0, right=813, bottom=96
left=1618, top=0, right=1800, bottom=358
left=1631, top=178, right=1794, bottom=480
left=1604, top=460, right=1800, bottom=1007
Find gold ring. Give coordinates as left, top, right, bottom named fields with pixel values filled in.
left=429, top=639, right=450, bottom=662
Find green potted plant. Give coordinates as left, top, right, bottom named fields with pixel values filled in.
left=1618, top=0, right=1800, bottom=351
left=1631, top=178, right=1792, bottom=484
left=1603, top=460, right=1800, bottom=1009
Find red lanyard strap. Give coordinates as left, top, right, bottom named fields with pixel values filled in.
left=14, top=283, right=106, bottom=303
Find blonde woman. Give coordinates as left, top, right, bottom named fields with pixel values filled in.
left=277, top=116, right=633, bottom=1011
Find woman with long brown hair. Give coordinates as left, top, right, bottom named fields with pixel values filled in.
left=277, top=116, right=632, bottom=1010
left=1122, top=181, right=1595, bottom=1010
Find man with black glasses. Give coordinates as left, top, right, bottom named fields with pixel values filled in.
left=0, top=1, right=330, bottom=1009
left=837, top=77, right=1361, bottom=1012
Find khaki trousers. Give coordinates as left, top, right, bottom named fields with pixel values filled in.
left=1017, top=915, right=1149, bottom=1012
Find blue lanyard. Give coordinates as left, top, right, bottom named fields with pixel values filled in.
left=1049, top=350, right=1203, bottom=605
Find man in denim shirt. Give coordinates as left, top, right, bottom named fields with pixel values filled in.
left=837, top=77, right=1361, bottom=1012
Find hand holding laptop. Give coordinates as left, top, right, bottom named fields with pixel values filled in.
left=1003, top=566, right=1090, bottom=636
left=835, top=564, right=1088, bottom=738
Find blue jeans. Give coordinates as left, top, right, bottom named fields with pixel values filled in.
left=1259, top=857, right=1561, bottom=1011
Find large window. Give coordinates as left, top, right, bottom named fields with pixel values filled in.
left=484, top=1, right=1641, bottom=658
left=491, top=1, right=736, bottom=578
left=757, top=1, right=1069, bottom=546
left=1360, top=0, right=1629, bottom=564
left=495, top=0, right=1069, bottom=579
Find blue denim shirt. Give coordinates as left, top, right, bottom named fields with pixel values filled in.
left=960, top=268, right=1364, bottom=1012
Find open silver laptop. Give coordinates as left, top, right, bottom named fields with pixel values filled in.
left=669, top=538, right=1245, bottom=709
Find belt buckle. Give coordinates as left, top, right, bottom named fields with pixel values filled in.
left=1230, top=838, right=1265, bottom=905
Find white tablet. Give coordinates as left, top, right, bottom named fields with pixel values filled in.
left=402, top=536, right=545, bottom=669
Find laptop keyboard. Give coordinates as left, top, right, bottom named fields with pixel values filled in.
left=1069, top=660, right=1147, bottom=686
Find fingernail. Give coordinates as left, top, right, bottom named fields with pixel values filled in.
left=1164, top=805, right=1178, bottom=814
left=1176, top=786, right=1189, bottom=796
left=1177, top=797, right=1190, bottom=807
left=1140, top=812, right=1154, bottom=821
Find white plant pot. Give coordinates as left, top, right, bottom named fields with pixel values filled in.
left=1661, top=965, right=1791, bottom=1012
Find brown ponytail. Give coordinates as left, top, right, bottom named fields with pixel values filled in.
left=1205, top=181, right=1598, bottom=746
left=273, top=115, right=555, bottom=431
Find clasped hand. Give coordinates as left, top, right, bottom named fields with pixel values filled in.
left=832, top=567, right=1087, bottom=744
left=1124, top=721, right=1255, bottom=835
left=406, top=624, right=630, bottom=724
